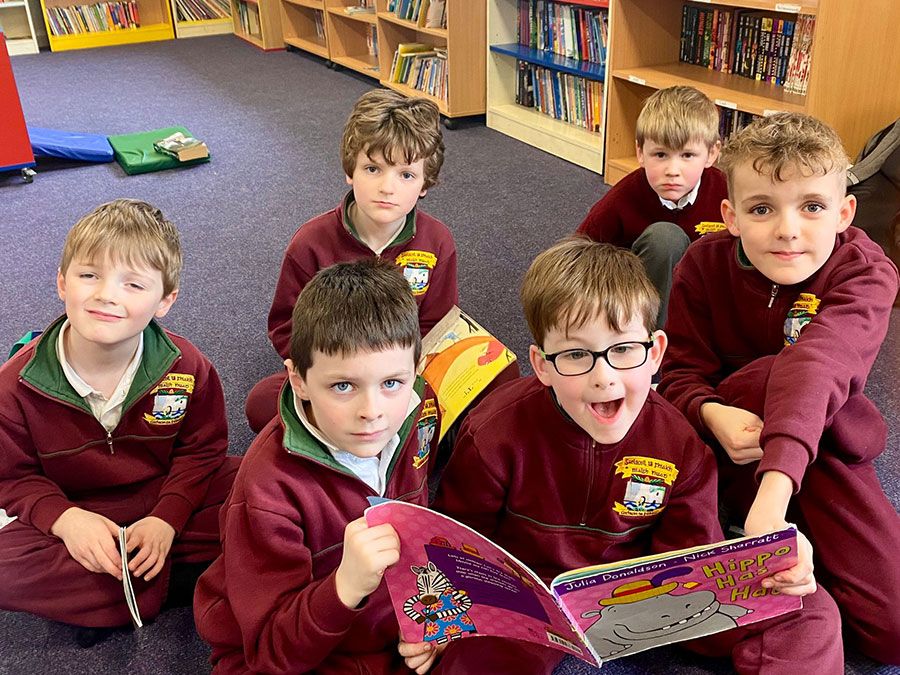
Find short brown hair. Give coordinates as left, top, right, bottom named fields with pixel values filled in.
left=521, top=236, right=659, bottom=347
left=718, top=112, right=849, bottom=196
left=635, top=86, right=720, bottom=151
left=289, top=258, right=421, bottom=377
left=60, top=199, right=182, bottom=296
left=341, top=88, right=445, bottom=190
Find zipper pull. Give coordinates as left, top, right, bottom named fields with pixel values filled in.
left=768, top=284, right=779, bottom=308
left=107, top=431, right=114, bottom=454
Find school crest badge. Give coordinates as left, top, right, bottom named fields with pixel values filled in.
left=143, top=373, right=195, bottom=425
left=695, top=221, right=727, bottom=235
left=784, top=293, right=821, bottom=346
left=414, top=398, right=438, bottom=469
left=612, top=456, right=679, bottom=517
left=395, top=250, right=437, bottom=296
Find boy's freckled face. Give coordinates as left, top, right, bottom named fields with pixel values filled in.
left=57, top=256, right=176, bottom=350
left=346, top=149, right=427, bottom=233
left=288, top=346, right=417, bottom=458
left=722, top=162, right=856, bottom=285
left=637, top=139, right=719, bottom=203
left=529, top=314, right=666, bottom=445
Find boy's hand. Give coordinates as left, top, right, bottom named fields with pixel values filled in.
left=125, top=516, right=176, bottom=581
left=700, top=402, right=764, bottom=464
left=335, top=517, right=400, bottom=610
left=50, top=506, right=122, bottom=579
left=744, top=471, right=816, bottom=596
left=398, top=640, right=445, bottom=674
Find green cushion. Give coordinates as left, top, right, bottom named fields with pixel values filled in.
left=107, top=126, right=210, bottom=175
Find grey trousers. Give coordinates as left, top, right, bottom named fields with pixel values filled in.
left=631, top=221, right=690, bottom=329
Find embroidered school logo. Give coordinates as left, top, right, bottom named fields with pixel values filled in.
left=695, top=221, right=727, bottom=235
left=783, top=293, right=821, bottom=346
left=143, top=373, right=195, bottom=425
left=414, top=398, right=438, bottom=469
left=395, top=250, right=437, bottom=296
left=612, top=456, right=679, bottom=517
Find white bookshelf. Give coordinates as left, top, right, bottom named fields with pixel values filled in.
left=1, top=0, right=40, bottom=55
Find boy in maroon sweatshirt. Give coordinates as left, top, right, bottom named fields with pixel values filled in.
left=194, top=259, right=451, bottom=675
left=0, top=199, right=238, bottom=644
left=578, top=86, right=727, bottom=327
left=245, top=88, right=458, bottom=433
left=433, top=237, right=843, bottom=674
left=659, top=112, right=900, bottom=665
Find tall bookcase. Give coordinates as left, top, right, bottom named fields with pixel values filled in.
left=604, top=0, right=900, bottom=185
left=282, top=0, right=486, bottom=126
left=232, top=0, right=282, bottom=49
left=40, top=0, right=175, bottom=50
left=487, top=0, right=609, bottom=173
left=1, top=1, right=40, bottom=54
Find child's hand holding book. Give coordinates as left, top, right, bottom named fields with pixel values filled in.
left=335, top=516, right=401, bottom=609
left=50, top=506, right=123, bottom=579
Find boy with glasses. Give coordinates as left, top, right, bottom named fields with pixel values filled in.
left=431, top=237, right=841, bottom=674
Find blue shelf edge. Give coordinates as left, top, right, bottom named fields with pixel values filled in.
left=491, top=43, right=605, bottom=81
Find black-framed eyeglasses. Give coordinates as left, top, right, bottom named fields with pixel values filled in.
left=539, top=337, right=655, bottom=376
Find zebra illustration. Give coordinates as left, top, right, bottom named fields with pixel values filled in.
left=403, top=561, right=477, bottom=643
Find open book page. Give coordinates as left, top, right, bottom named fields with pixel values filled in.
left=365, top=500, right=600, bottom=666
left=118, top=526, right=143, bottom=628
left=418, top=307, right=516, bottom=440
left=551, top=528, right=802, bottom=661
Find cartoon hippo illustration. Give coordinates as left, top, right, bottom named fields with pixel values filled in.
left=581, top=568, right=751, bottom=659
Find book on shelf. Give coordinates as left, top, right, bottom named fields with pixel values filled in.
left=679, top=4, right=813, bottom=95
left=366, top=24, right=377, bottom=57
left=518, top=0, right=607, bottom=66
left=45, top=1, right=140, bottom=36
left=344, top=5, right=374, bottom=15
left=313, top=8, right=324, bottom=40
left=515, top=60, right=603, bottom=133
left=386, top=0, right=445, bottom=29
left=366, top=499, right=803, bottom=664
left=174, top=0, right=230, bottom=22
left=418, top=306, right=515, bottom=440
left=718, top=108, right=759, bottom=142
left=153, top=131, right=209, bottom=162
left=117, top=526, right=143, bottom=629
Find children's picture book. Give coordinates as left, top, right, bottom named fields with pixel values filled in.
left=117, top=526, right=143, bottom=628
left=418, top=306, right=516, bottom=440
left=153, top=131, right=209, bottom=162
left=366, top=500, right=802, bottom=665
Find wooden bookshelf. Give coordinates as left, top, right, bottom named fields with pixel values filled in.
left=325, top=0, right=378, bottom=76
left=604, top=0, right=900, bottom=185
left=486, top=0, right=609, bottom=173
left=376, top=0, right=485, bottom=124
left=40, top=0, right=174, bottom=50
left=1, top=1, right=40, bottom=54
left=280, top=0, right=326, bottom=56
left=170, top=0, right=231, bottom=37
left=232, top=0, right=281, bottom=49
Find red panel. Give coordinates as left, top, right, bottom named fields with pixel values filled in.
left=0, top=33, right=35, bottom=172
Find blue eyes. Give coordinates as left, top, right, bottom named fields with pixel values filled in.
left=383, top=379, right=401, bottom=390
left=331, top=380, right=403, bottom=393
left=333, top=382, right=352, bottom=393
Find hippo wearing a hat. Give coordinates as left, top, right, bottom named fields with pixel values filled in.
left=580, top=567, right=751, bottom=659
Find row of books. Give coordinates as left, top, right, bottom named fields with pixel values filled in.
left=174, top=0, right=229, bottom=22
left=515, top=60, right=603, bottom=133
left=313, top=8, right=324, bottom=41
left=45, top=1, right=139, bottom=35
left=679, top=4, right=815, bottom=96
left=386, top=0, right=445, bottom=29
left=719, top=108, right=759, bottom=142
left=389, top=42, right=447, bottom=103
left=366, top=24, right=377, bottom=58
left=235, top=0, right=259, bottom=36
left=518, top=0, right=607, bottom=65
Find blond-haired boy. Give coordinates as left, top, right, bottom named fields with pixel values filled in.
left=660, top=112, right=900, bottom=665
left=195, top=258, right=445, bottom=675
left=434, top=237, right=841, bottom=674
left=245, top=88, right=458, bottom=433
left=578, top=85, right=727, bottom=327
left=0, top=199, right=238, bottom=644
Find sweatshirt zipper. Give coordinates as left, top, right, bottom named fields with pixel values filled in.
left=106, top=430, right=114, bottom=454
left=580, top=441, right=596, bottom=526
left=768, top=284, right=780, bottom=308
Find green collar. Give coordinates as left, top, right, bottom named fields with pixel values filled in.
left=278, top=375, right=427, bottom=479
left=20, top=316, right=180, bottom=414
left=736, top=240, right=755, bottom=270
left=341, top=191, right=417, bottom=251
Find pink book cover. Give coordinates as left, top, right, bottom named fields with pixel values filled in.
left=550, top=527, right=802, bottom=661
left=365, top=500, right=601, bottom=667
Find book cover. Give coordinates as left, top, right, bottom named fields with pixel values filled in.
left=367, top=500, right=802, bottom=664
left=418, top=307, right=516, bottom=440
left=118, top=526, right=143, bottom=628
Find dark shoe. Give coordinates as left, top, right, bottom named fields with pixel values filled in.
left=73, top=626, right=115, bottom=648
